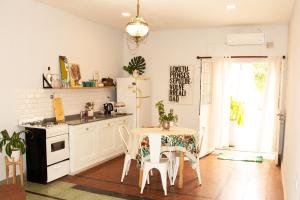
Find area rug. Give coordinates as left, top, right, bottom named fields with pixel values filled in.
left=217, top=152, right=263, bottom=163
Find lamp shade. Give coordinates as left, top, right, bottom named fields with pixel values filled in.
left=126, top=17, right=149, bottom=37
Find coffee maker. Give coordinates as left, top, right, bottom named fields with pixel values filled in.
left=103, top=103, right=114, bottom=115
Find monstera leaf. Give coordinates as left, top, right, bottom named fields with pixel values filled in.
left=123, top=56, right=146, bottom=75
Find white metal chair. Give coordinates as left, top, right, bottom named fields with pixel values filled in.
left=119, top=125, right=136, bottom=183
left=140, top=134, right=170, bottom=196
left=171, top=133, right=204, bottom=185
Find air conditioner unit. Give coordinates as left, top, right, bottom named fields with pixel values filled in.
left=227, top=33, right=265, bottom=46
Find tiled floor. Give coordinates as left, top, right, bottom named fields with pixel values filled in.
left=25, top=181, right=125, bottom=200
left=61, top=153, right=284, bottom=200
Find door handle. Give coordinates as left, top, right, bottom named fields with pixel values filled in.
left=277, top=113, right=285, bottom=121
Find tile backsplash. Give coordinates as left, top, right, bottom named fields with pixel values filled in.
left=16, top=88, right=116, bottom=121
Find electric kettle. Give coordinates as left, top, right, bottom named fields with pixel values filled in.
left=104, top=103, right=114, bottom=115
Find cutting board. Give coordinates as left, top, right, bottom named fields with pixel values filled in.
left=53, top=97, right=65, bottom=122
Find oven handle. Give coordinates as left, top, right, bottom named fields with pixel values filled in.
left=53, top=164, right=62, bottom=169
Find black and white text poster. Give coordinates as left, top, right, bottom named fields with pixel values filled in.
left=169, top=65, right=193, bottom=104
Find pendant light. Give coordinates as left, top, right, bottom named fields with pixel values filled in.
left=126, top=0, right=149, bottom=53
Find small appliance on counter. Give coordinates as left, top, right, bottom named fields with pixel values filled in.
left=19, top=118, right=69, bottom=184
left=103, top=102, right=114, bottom=115
left=115, top=102, right=127, bottom=114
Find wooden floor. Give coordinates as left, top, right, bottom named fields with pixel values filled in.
left=62, top=154, right=283, bottom=200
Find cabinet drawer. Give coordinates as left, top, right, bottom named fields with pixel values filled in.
left=47, top=160, right=69, bottom=182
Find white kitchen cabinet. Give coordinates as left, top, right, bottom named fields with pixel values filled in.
left=99, top=121, right=116, bottom=160
left=69, top=122, right=99, bottom=173
left=69, top=115, right=132, bottom=174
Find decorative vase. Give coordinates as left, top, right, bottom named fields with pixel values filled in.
left=132, top=70, right=139, bottom=78
left=88, top=109, right=94, bottom=117
left=162, top=121, right=170, bottom=131
left=8, top=150, right=20, bottom=162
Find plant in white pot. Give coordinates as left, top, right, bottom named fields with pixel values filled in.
left=155, top=100, right=178, bottom=130
left=229, top=97, right=245, bottom=147
left=123, top=56, right=146, bottom=77
left=0, top=130, right=26, bottom=162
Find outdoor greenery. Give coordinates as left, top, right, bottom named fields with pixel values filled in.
left=230, top=97, right=245, bottom=126
left=155, top=100, right=178, bottom=123
left=123, top=56, right=146, bottom=75
left=253, top=63, right=267, bottom=92
left=0, top=130, right=27, bottom=157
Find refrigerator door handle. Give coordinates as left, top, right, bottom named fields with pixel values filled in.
left=136, top=87, right=142, bottom=97
left=137, top=98, right=142, bottom=109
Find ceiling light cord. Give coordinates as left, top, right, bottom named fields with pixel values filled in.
left=137, top=0, right=140, bottom=17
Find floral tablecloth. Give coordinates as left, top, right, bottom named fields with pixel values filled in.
left=136, top=134, right=200, bottom=169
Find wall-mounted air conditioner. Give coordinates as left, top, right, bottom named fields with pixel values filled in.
left=227, top=33, right=265, bottom=46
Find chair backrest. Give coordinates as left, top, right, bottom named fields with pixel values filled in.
left=119, top=125, right=131, bottom=150
left=148, top=134, right=162, bottom=163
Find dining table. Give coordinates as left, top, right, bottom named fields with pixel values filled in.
left=129, top=126, right=199, bottom=189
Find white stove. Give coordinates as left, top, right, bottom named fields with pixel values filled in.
left=19, top=117, right=70, bottom=183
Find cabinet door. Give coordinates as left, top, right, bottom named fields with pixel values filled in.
left=100, top=121, right=115, bottom=159
left=71, top=123, right=98, bottom=172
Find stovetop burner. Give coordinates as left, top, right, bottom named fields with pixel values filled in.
left=20, top=118, right=65, bottom=128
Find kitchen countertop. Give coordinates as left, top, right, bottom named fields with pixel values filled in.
left=65, top=112, right=132, bottom=126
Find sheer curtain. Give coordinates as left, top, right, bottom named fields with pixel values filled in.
left=258, top=58, right=281, bottom=152
left=210, top=57, right=281, bottom=152
left=210, top=57, right=232, bottom=149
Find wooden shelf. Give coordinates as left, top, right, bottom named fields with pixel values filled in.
left=43, top=86, right=115, bottom=90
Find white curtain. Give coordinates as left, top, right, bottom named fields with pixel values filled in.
left=210, top=57, right=232, bottom=148
left=210, top=57, right=281, bottom=152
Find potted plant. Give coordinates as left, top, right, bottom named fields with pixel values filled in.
left=123, top=56, right=146, bottom=77
left=229, top=97, right=245, bottom=147
left=0, top=130, right=26, bottom=162
left=155, top=100, right=178, bottom=130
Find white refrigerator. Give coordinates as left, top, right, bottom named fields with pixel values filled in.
left=116, top=77, right=151, bottom=128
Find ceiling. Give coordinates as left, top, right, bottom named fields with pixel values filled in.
left=36, top=0, right=294, bottom=30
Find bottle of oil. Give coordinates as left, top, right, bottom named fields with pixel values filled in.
left=46, top=66, right=53, bottom=84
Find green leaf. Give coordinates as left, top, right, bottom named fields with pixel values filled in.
left=5, top=142, right=12, bottom=157
left=123, top=56, right=146, bottom=75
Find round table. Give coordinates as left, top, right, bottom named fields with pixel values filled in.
left=130, top=127, right=198, bottom=189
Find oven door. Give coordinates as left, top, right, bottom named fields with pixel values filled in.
left=46, top=134, right=69, bottom=166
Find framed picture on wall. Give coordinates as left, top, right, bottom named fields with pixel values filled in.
left=169, top=65, right=194, bottom=104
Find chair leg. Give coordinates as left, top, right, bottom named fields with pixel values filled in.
left=121, top=154, right=131, bottom=182
left=172, top=157, right=179, bottom=185
left=125, top=159, right=131, bottom=176
left=167, top=161, right=173, bottom=185
left=140, top=166, right=151, bottom=194
left=158, top=166, right=168, bottom=196
left=147, top=173, right=150, bottom=185
left=196, top=159, right=202, bottom=185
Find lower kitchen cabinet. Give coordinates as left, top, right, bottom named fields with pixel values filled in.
left=69, top=122, right=99, bottom=173
left=69, top=116, right=132, bottom=174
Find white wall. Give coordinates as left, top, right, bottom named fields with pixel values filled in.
left=282, top=0, right=300, bottom=199
left=123, top=25, right=288, bottom=131
left=0, top=0, right=123, bottom=181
